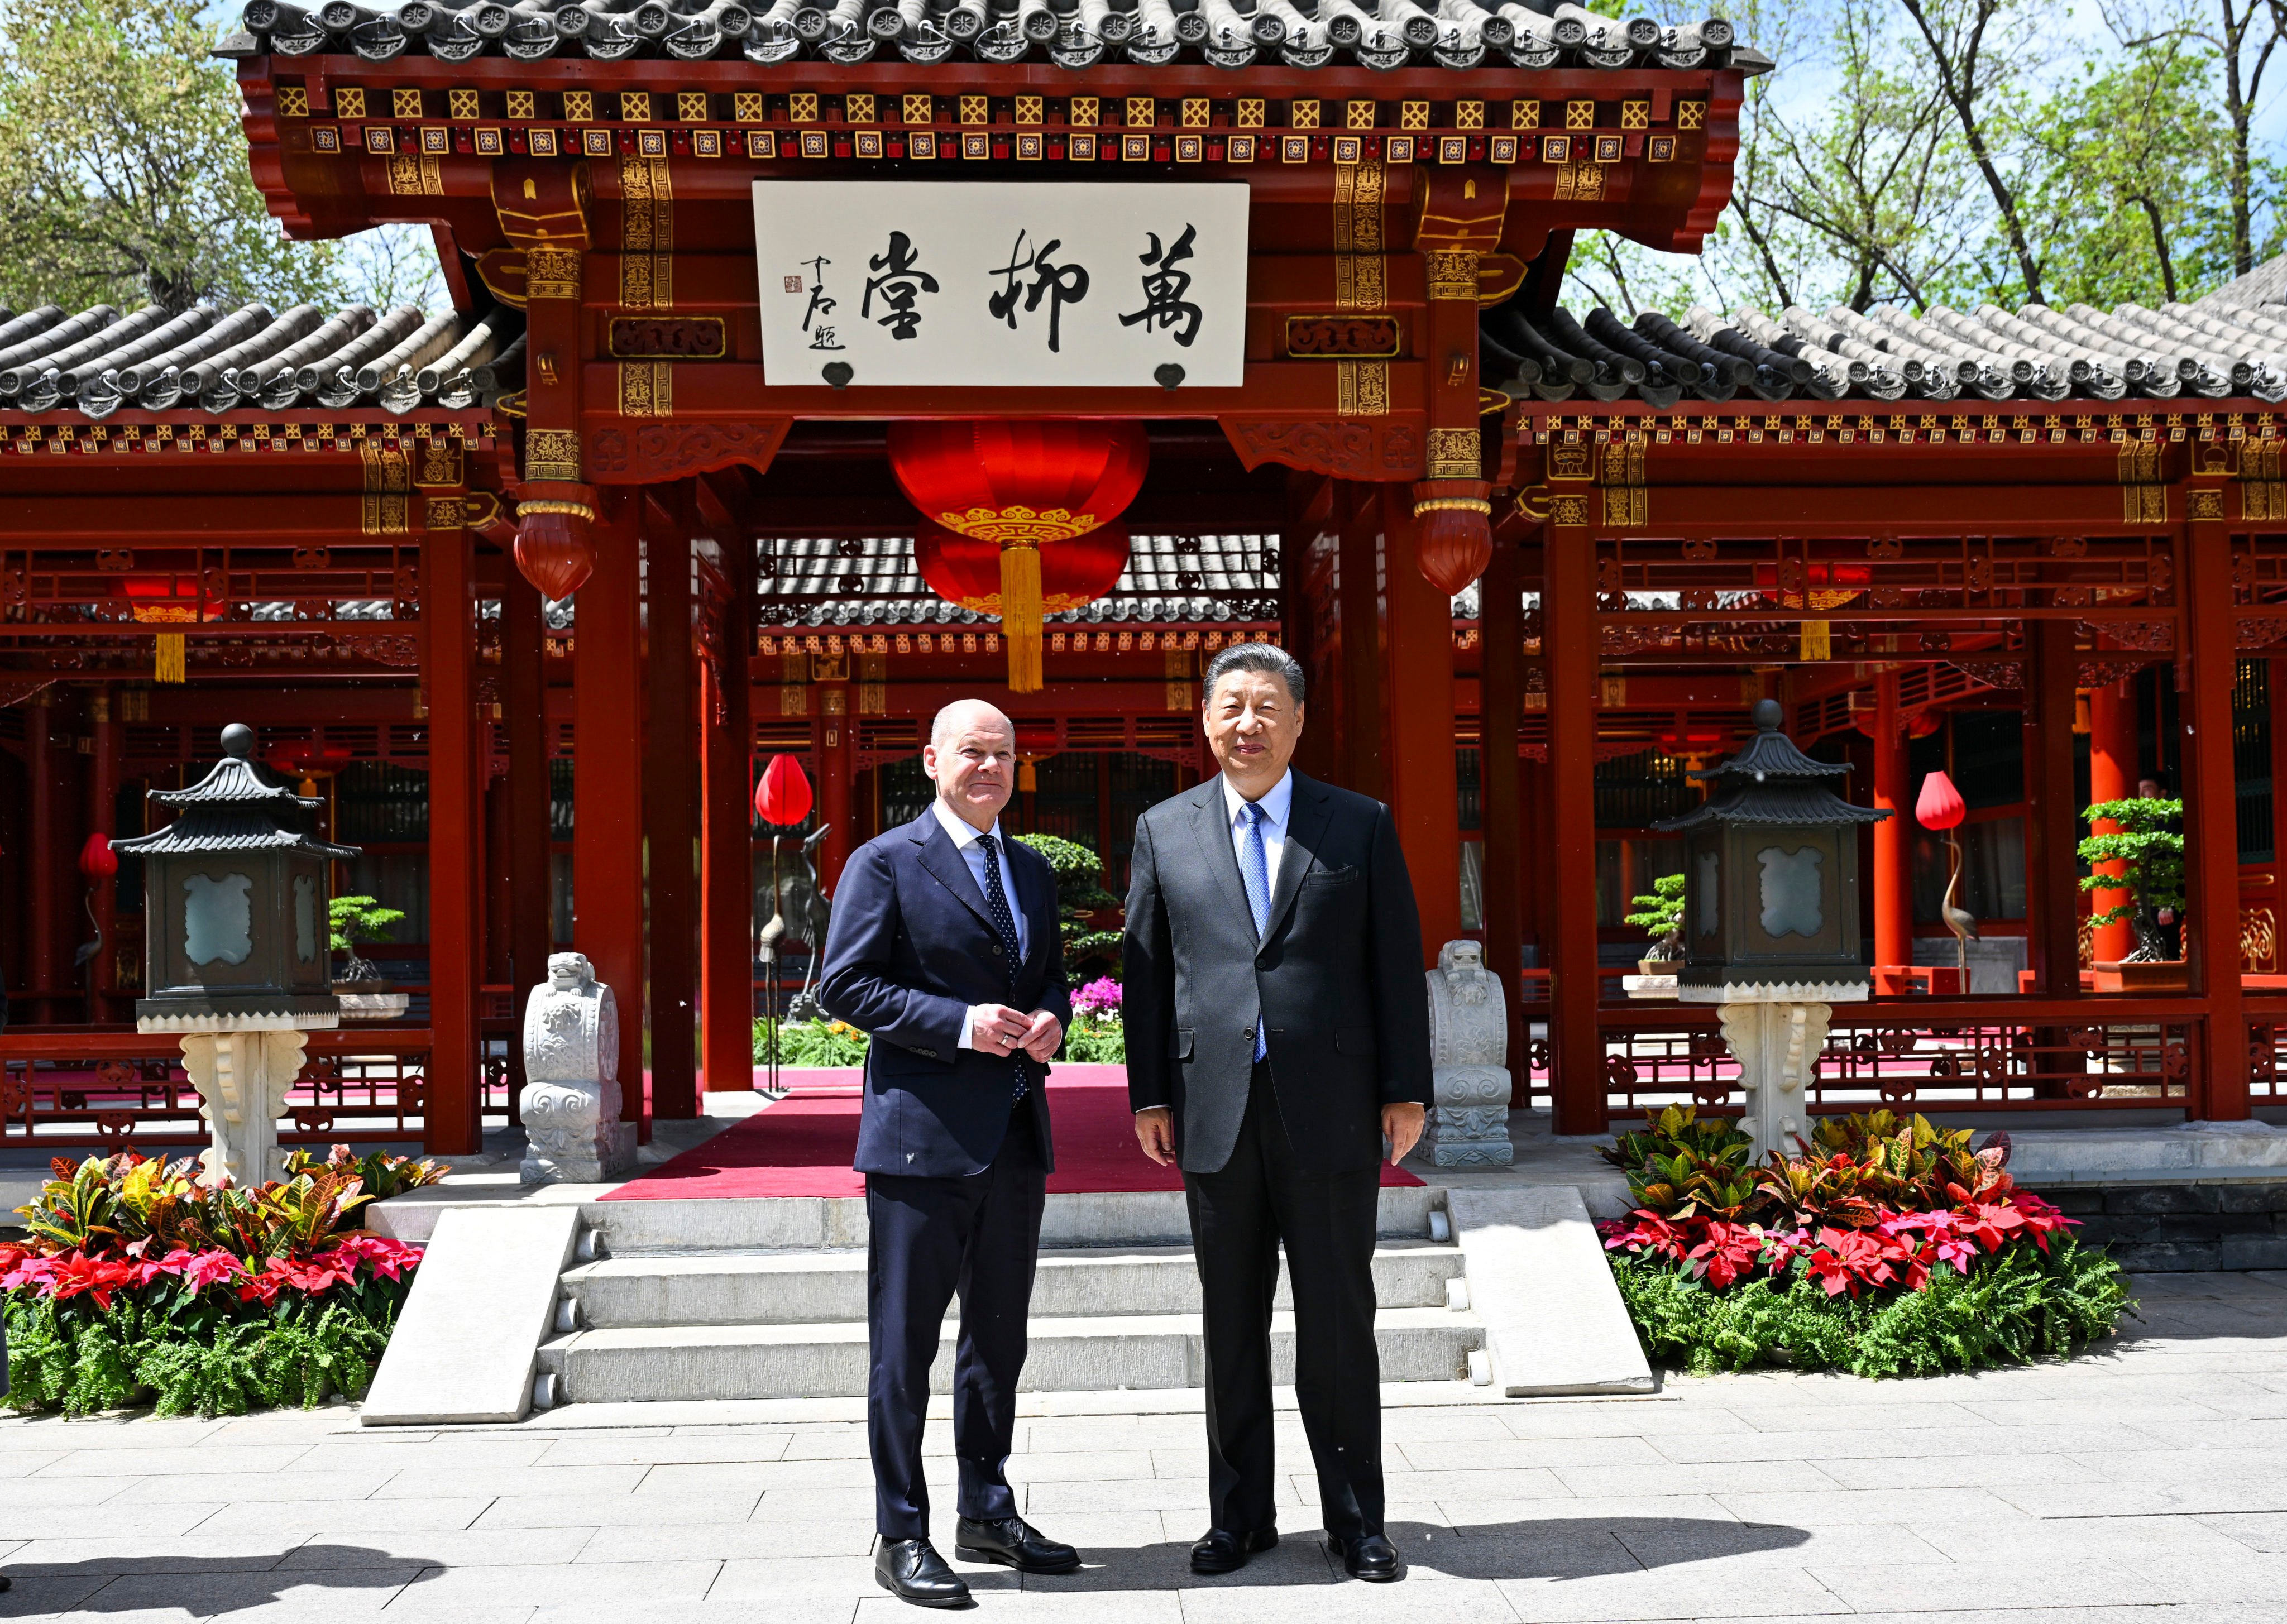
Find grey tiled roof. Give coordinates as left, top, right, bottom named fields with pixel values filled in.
left=0, top=303, right=522, bottom=419
left=224, top=0, right=1752, bottom=71
left=758, top=531, right=1279, bottom=626
left=2198, top=252, right=2287, bottom=314
left=1485, top=294, right=2287, bottom=405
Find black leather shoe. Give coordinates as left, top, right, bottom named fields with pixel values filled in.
left=954, top=1515, right=1081, bottom=1574
left=1327, top=1531, right=1400, bottom=1582
left=874, top=1539, right=971, bottom=1608
left=1190, top=1526, right=1279, bottom=1574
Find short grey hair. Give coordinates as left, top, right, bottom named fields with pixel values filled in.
left=1203, top=641, right=1305, bottom=706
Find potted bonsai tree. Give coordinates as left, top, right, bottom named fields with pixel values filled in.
left=2079, top=795, right=2187, bottom=991
left=1623, top=872, right=1686, bottom=999
left=330, top=894, right=411, bottom=1019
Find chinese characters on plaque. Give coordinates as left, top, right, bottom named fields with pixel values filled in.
left=753, top=182, right=1248, bottom=387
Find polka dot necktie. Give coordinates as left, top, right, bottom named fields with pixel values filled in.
left=1238, top=803, right=1272, bottom=1062
left=976, top=833, right=1028, bottom=1103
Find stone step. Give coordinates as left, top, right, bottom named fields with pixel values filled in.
left=562, top=1240, right=1465, bottom=1329
left=542, top=1306, right=1486, bottom=1403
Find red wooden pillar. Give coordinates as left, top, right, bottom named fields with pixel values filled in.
left=644, top=490, right=699, bottom=1121
left=2087, top=676, right=2137, bottom=966
left=1479, top=528, right=1526, bottom=1096
left=1871, top=671, right=1912, bottom=973
left=25, top=692, right=58, bottom=1019
left=1543, top=522, right=1605, bottom=1134
left=502, top=572, right=552, bottom=1105
left=2028, top=620, right=2084, bottom=997
left=1383, top=491, right=1462, bottom=965
left=423, top=520, right=484, bottom=1155
left=484, top=775, right=513, bottom=986
left=1336, top=485, right=1387, bottom=802
left=88, top=689, right=120, bottom=1022
left=577, top=494, right=649, bottom=1138
left=817, top=679, right=854, bottom=893
left=2183, top=527, right=2249, bottom=1120
left=701, top=516, right=755, bottom=1092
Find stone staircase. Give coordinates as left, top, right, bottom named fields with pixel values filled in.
left=533, top=1190, right=1489, bottom=1405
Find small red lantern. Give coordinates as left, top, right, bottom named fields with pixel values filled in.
left=887, top=421, right=1149, bottom=692
left=1753, top=560, right=1872, bottom=610
left=514, top=501, right=597, bottom=600
left=123, top=573, right=224, bottom=684
left=1412, top=488, right=1496, bottom=595
left=78, top=830, right=120, bottom=880
left=755, top=752, right=814, bottom=828
left=1915, top=770, right=1967, bottom=831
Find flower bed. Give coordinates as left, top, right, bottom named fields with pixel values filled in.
left=1062, top=976, right=1126, bottom=1063
left=3, top=1146, right=442, bottom=1416
left=1597, top=1108, right=2132, bottom=1378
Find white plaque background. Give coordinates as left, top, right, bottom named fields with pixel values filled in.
left=752, top=181, right=1249, bottom=389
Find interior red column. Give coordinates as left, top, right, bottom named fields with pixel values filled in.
left=1336, top=485, right=1386, bottom=802
left=644, top=489, right=699, bottom=1121
left=2183, top=527, right=2249, bottom=1120
left=88, top=689, right=120, bottom=1022
left=25, top=692, right=57, bottom=1020
left=1542, top=522, right=1605, bottom=1136
left=577, top=495, right=650, bottom=1138
left=503, top=565, right=552, bottom=1104
left=2028, top=620, right=2084, bottom=997
left=423, top=520, right=484, bottom=1156
left=1871, top=671, right=1911, bottom=973
left=817, top=679, right=854, bottom=893
left=1479, top=527, right=1525, bottom=1097
left=1382, top=491, right=1462, bottom=964
left=701, top=515, right=755, bottom=1093
left=2087, top=675, right=2136, bottom=966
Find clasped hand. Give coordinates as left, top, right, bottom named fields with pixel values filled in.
left=970, top=1004, right=1061, bottom=1062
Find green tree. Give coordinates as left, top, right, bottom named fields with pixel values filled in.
left=0, top=0, right=350, bottom=312
left=1012, top=833, right=1122, bottom=979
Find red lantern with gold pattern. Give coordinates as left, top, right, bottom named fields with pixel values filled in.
left=914, top=518, right=1130, bottom=631
left=887, top=421, right=1149, bottom=691
left=514, top=500, right=597, bottom=600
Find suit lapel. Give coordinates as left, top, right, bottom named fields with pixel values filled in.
left=912, top=812, right=997, bottom=937
left=1187, top=777, right=1256, bottom=937
left=1262, top=773, right=1331, bottom=942
left=1007, top=839, right=1054, bottom=975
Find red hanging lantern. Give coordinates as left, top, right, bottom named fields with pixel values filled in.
left=1915, top=770, right=1966, bottom=831
left=78, top=831, right=120, bottom=879
left=755, top=752, right=814, bottom=828
left=1753, top=559, right=1873, bottom=610
left=1412, top=487, right=1496, bottom=595
left=514, top=500, right=597, bottom=600
left=915, top=518, right=1129, bottom=625
left=887, top=421, right=1149, bottom=692
left=123, top=572, right=224, bottom=685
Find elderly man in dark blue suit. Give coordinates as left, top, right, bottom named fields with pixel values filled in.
left=820, top=697, right=1078, bottom=1608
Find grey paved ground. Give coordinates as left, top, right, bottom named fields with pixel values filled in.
left=6, top=1270, right=2287, bottom=1622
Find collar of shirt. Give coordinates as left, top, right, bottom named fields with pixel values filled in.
left=931, top=796, right=1004, bottom=851
left=1222, top=768, right=1294, bottom=833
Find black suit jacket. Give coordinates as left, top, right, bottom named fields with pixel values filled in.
left=1121, top=770, right=1433, bottom=1174
left=819, top=811, right=1070, bottom=1178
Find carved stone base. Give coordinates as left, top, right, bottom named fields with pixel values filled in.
left=1424, top=1064, right=1514, bottom=1167
left=1715, top=1000, right=1835, bottom=1159
left=519, top=1077, right=637, bottom=1185
left=175, top=1028, right=310, bottom=1187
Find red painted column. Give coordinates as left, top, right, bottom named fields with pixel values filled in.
left=503, top=566, right=552, bottom=1104
left=577, top=495, right=649, bottom=1137
left=701, top=521, right=755, bottom=1093
left=1543, top=521, right=1606, bottom=1136
left=2183, top=526, right=2249, bottom=1120
left=1337, top=485, right=1387, bottom=802
left=2028, top=620, right=2084, bottom=997
left=423, top=520, right=484, bottom=1155
left=484, top=775, right=513, bottom=987
left=88, top=689, right=120, bottom=1022
left=25, top=692, right=58, bottom=1019
left=644, top=490, right=699, bottom=1121
left=1871, top=671, right=1912, bottom=973
left=1479, top=528, right=1526, bottom=1096
left=2087, top=676, right=2137, bottom=966
left=1383, top=491, right=1463, bottom=965
left=817, top=678, right=854, bottom=894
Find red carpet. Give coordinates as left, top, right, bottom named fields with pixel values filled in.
left=605, top=1064, right=1425, bottom=1199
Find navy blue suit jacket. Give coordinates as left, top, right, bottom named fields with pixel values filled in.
left=819, top=809, right=1070, bottom=1178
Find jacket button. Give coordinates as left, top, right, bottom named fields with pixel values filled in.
left=1241, top=1024, right=1255, bottom=1041
left=1256, top=955, right=1271, bottom=970
left=988, top=942, right=1001, bottom=955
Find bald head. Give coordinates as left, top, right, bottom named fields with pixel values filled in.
left=924, top=699, right=1017, bottom=833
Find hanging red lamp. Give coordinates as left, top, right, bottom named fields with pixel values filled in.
left=887, top=421, right=1149, bottom=692
left=1754, top=559, right=1872, bottom=610
left=913, top=518, right=1130, bottom=645
left=1915, top=770, right=1967, bottom=831
left=514, top=501, right=597, bottom=600
left=754, top=751, right=814, bottom=828
left=123, top=571, right=226, bottom=685
left=78, top=830, right=120, bottom=879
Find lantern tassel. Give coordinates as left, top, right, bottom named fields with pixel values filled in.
left=155, top=632, right=186, bottom=684
left=999, top=542, right=1044, bottom=693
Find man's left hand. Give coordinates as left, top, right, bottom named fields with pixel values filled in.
left=1382, top=1101, right=1425, bottom=1165
left=1019, top=1010, right=1064, bottom=1062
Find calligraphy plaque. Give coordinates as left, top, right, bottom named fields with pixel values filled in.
left=752, top=181, right=1248, bottom=389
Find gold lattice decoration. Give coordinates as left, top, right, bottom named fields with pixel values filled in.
left=1346, top=99, right=1376, bottom=129
left=1127, top=97, right=1156, bottom=127
left=277, top=85, right=309, bottom=117
left=961, top=94, right=987, bottom=124
left=846, top=93, right=875, bottom=124
left=1017, top=95, right=1044, bottom=124
left=446, top=88, right=479, bottom=119
left=735, top=92, right=765, bottom=122
left=1621, top=100, right=1650, bottom=130
left=393, top=88, right=422, bottom=118
left=1183, top=97, right=1209, bottom=128
left=1512, top=99, right=1540, bottom=129
left=679, top=91, right=707, bottom=121
left=1236, top=98, right=1265, bottom=128
left=1400, top=100, right=1429, bottom=130
left=1677, top=100, right=1707, bottom=130
left=1566, top=99, right=1595, bottom=129
left=563, top=89, right=594, bottom=122
left=506, top=89, right=535, bottom=119
left=1289, top=99, right=1320, bottom=129
left=335, top=86, right=366, bottom=118
left=1456, top=101, right=1484, bottom=130
left=902, top=93, right=932, bottom=124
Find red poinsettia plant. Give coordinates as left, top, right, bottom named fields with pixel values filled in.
left=1598, top=1107, right=2075, bottom=1298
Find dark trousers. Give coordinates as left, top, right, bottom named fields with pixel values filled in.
left=1183, top=1063, right=1385, bottom=1541
left=865, top=1109, right=1047, bottom=1540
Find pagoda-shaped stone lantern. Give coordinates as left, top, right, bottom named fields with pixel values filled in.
left=113, top=724, right=359, bottom=1186
left=1654, top=700, right=1890, bottom=1156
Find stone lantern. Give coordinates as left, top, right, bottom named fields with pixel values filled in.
left=113, top=723, right=358, bottom=1185
left=1654, top=700, right=1889, bottom=1156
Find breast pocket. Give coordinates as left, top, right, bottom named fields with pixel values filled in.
left=1303, top=864, right=1362, bottom=889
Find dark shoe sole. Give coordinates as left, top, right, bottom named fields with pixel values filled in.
left=955, top=1544, right=1082, bottom=1575
left=1191, top=1530, right=1278, bottom=1575
left=875, top=1574, right=973, bottom=1608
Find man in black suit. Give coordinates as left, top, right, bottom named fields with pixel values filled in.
left=1123, top=641, right=1433, bottom=1583
left=820, top=697, right=1080, bottom=1608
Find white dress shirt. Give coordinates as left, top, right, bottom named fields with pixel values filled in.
left=1222, top=768, right=1294, bottom=901
left=932, top=798, right=1029, bottom=1050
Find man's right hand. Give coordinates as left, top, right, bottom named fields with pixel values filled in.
left=1135, top=1106, right=1175, bottom=1166
left=968, top=1004, right=1031, bottom=1055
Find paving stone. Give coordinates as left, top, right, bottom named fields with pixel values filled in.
left=1500, top=1403, right=1753, bottom=1440
left=638, top=1458, right=880, bottom=1494
left=0, top=1535, right=298, bottom=1577
left=1003, top=1450, right=1159, bottom=1483
left=277, top=1530, right=601, bottom=1569
left=296, top=1439, right=558, bottom=1472
left=534, top=1434, right=795, bottom=1468
left=0, top=1502, right=228, bottom=1541
left=0, top=1573, right=151, bottom=1620
left=1394, top=1436, right=1666, bottom=1471
left=1548, top=1460, right=1844, bottom=1498
left=575, top=1518, right=877, bottom=1563
left=1025, top=1475, right=1308, bottom=1515
left=1814, top=1450, right=2108, bottom=1491
left=372, top=1465, right=651, bottom=1501
left=472, top=1492, right=762, bottom=1529
left=1492, top=1565, right=1848, bottom=1622
left=1804, top=1555, right=2171, bottom=1612
left=395, top=1559, right=723, bottom=1608
left=1715, top=1487, right=2034, bottom=1527
left=57, top=1564, right=425, bottom=1618
left=192, top=1500, right=499, bottom=1537
left=1905, top=1512, right=2256, bottom=1568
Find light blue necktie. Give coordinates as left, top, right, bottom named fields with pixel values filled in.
left=1239, top=802, right=1272, bottom=1062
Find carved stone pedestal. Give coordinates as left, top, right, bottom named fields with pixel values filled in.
left=1684, top=981, right=1864, bottom=1158
left=1424, top=940, right=1515, bottom=1168
left=520, top=953, right=635, bottom=1185
left=136, top=1013, right=332, bottom=1187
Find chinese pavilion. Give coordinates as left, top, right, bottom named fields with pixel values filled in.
left=3, top=7, right=2284, bottom=1161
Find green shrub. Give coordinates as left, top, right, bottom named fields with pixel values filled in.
left=1014, top=833, right=1122, bottom=978
left=753, top=1018, right=870, bottom=1066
